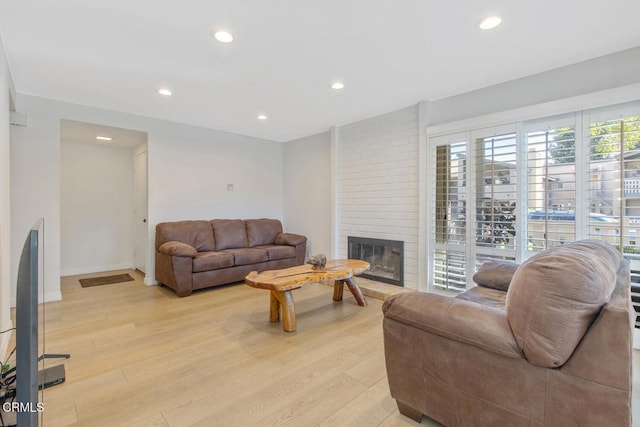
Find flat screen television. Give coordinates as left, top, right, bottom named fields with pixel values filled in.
left=15, top=218, right=44, bottom=426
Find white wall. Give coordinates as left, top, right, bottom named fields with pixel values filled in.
left=283, top=132, right=332, bottom=257
left=60, top=142, right=134, bottom=275
left=148, top=123, right=283, bottom=223
left=146, top=124, right=284, bottom=284
left=0, top=34, right=15, bottom=357
left=11, top=96, right=63, bottom=302
left=335, top=106, right=420, bottom=289
left=11, top=94, right=284, bottom=300
left=425, top=46, right=640, bottom=127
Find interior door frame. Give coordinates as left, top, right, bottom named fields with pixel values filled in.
left=133, top=147, right=148, bottom=274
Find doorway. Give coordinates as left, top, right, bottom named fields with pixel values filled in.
left=60, top=120, right=148, bottom=276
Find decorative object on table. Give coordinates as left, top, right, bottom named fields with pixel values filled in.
left=306, top=253, right=327, bottom=270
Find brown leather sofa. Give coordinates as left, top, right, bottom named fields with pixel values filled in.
left=155, top=218, right=307, bottom=297
left=383, top=240, right=633, bottom=426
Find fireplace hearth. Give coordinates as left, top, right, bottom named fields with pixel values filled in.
left=348, top=236, right=404, bottom=287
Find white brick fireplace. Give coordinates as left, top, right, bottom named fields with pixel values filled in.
left=334, top=105, right=419, bottom=289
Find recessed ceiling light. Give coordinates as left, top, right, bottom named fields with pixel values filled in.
left=213, top=31, right=234, bottom=43
left=478, top=16, right=502, bottom=30
left=96, top=136, right=112, bottom=141
left=331, top=82, right=345, bottom=90
left=257, top=114, right=267, bottom=120
left=158, top=88, right=172, bottom=96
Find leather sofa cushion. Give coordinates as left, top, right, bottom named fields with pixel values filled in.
left=506, top=239, right=620, bottom=368
left=221, top=248, right=268, bottom=266
left=473, top=260, right=519, bottom=291
left=255, top=245, right=296, bottom=261
left=246, top=219, right=283, bottom=247
left=192, top=252, right=234, bottom=273
left=211, top=219, right=248, bottom=250
left=383, top=292, right=522, bottom=359
left=155, top=220, right=215, bottom=252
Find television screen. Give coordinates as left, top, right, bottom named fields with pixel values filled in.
left=15, top=218, right=44, bottom=426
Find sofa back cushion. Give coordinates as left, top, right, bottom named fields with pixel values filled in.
left=155, top=220, right=215, bottom=252
left=211, top=219, right=248, bottom=250
left=506, top=239, right=620, bottom=368
left=473, top=260, right=519, bottom=292
left=245, top=219, right=283, bottom=247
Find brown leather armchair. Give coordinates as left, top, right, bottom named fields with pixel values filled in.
left=383, top=240, right=633, bottom=426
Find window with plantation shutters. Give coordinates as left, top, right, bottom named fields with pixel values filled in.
left=474, top=132, right=517, bottom=252
left=432, top=139, right=468, bottom=290
left=587, top=115, right=640, bottom=246
left=431, top=129, right=518, bottom=291
left=525, top=127, right=577, bottom=251
left=586, top=113, right=640, bottom=327
left=427, top=102, right=640, bottom=309
left=435, top=141, right=466, bottom=245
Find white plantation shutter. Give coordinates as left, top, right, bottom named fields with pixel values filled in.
left=434, top=141, right=467, bottom=245
left=525, top=127, right=577, bottom=251
left=431, top=127, right=518, bottom=291
left=474, top=253, right=516, bottom=270
left=587, top=115, right=640, bottom=245
left=432, top=138, right=468, bottom=290
left=427, top=102, right=640, bottom=315
left=433, top=249, right=467, bottom=291
left=586, top=112, right=640, bottom=327
left=472, top=130, right=518, bottom=269
left=474, top=132, right=517, bottom=251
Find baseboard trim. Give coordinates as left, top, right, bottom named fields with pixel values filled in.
left=61, top=263, right=134, bottom=277
left=144, top=278, right=157, bottom=286
left=10, top=291, right=62, bottom=308
left=42, top=291, right=63, bottom=303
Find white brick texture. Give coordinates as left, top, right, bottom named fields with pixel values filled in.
left=336, top=105, right=419, bottom=288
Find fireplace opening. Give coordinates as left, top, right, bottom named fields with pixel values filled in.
left=348, top=236, right=404, bottom=287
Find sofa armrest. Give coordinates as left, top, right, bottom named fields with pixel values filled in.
left=157, top=241, right=198, bottom=257
left=275, top=232, right=307, bottom=246
left=275, top=232, right=307, bottom=265
left=383, top=292, right=522, bottom=359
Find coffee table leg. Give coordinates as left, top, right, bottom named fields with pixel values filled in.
left=270, top=291, right=280, bottom=323
left=271, top=290, right=296, bottom=332
left=344, top=277, right=367, bottom=306
left=333, top=280, right=344, bottom=301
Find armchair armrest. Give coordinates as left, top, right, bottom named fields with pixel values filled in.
left=275, top=232, right=307, bottom=246
left=383, top=292, right=522, bottom=359
left=157, top=241, right=198, bottom=257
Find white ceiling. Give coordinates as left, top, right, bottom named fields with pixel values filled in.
left=1, top=1, right=640, bottom=142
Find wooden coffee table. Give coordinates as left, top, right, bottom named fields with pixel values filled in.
left=244, top=259, right=370, bottom=332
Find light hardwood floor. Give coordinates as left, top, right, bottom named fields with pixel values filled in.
left=10, top=270, right=640, bottom=426
left=23, top=270, right=435, bottom=426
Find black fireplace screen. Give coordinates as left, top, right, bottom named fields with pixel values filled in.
left=348, top=236, right=404, bottom=287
